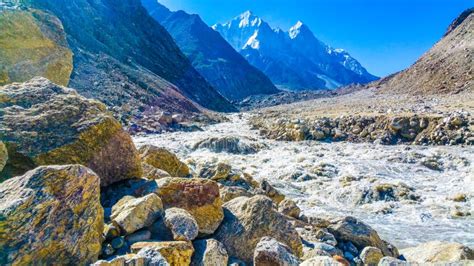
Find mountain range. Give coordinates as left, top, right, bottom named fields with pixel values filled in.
left=213, top=11, right=379, bottom=91
left=140, top=0, right=279, bottom=101
left=1, top=0, right=235, bottom=119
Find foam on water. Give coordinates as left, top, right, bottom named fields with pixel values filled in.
left=134, top=113, right=474, bottom=248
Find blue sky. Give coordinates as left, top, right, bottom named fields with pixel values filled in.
left=159, top=0, right=472, bottom=77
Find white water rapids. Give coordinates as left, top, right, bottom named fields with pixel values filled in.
left=134, top=113, right=474, bottom=249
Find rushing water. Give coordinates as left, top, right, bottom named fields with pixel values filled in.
left=134, top=113, right=474, bottom=248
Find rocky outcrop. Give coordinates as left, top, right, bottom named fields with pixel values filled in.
left=214, top=195, right=303, bottom=263
left=0, top=9, right=73, bottom=86
left=252, top=112, right=473, bottom=145
left=193, top=136, right=264, bottom=154
left=163, top=208, right=199, bottom=241
left=328, top=216, right=398, bottom=257
left=0, top=142, right=7, bottom=173
left=0, top=78, right=142, bottom=185
left=110, top=194, right=163, bottom=235
left=191, top=239, right=229, bottom=266
left=253, top=237, right=300, bottom=266
left=0, top=165, right=103, bottom=265
left=401, top=241, right=474, bottom=263
left=131, top=241, right=194, bottom=265
left=155, top=177, right=224, bottom=234
left=139, top=145, right=190, bottom=177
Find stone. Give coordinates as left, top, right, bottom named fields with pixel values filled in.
left=164, top=208, right=199, bottom=241
left=220, top=186, right=254, bottom=202
left=104, top=224, right=121, bottom=241
left=92, top=249, right=169, bottom=266
left=131, top=241, right=194, bottom=266
left=314, top=229, right=337, bottom=247
left=378, top=257, right=409, bottom=266
left=0, top=165, right=103, bottom=265
left=360, top=246, right=384, bottom=265
left=253, top=237, right=299, bottom=266
left=192, top=136, right=263, bottom=154
left=328, top=216, right=398, bottom=257
left=256, top=179, right=285, bottom=204
left=142, top=162, right=171, bottom=180
left=191, top=239, right=229, bottom=266
left=111, top=194, right=163, bottom=235
left=214, top=196, right=303, bottom=263
left=0, top=141, right=7, bottom=173
left=125, top=229, right=152, bottom=245
left=310, top=243, right=343, bottom=257
left=278, top=198, right=301, bottom=218
left=198, top=162, right=258, bottom=190
left=155, top=177, right=224, bottom=235
left=400, top=241, right=474, bottom=263
left=300, top=256, right=344, bottom=266
left=111, top=237, right=126, bottom=250
left=0, top=78, right=142, bottom=185
left=139, top=145, right=190, bottom=177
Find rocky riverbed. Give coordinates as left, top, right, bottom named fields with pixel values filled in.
left=135, top=113, right=474, bottom=249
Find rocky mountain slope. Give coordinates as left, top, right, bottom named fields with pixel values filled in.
left=213, top=11, right=378, bottom=91
left=140, top=0, right=279, bottom=101
left=2, top=0, right=235, bottom=123
left=373, top=8, right=473, bottom=95
left=0, top=8, right=72, bottom=86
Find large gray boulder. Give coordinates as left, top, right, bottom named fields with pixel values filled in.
left=191, top=239, right=229, bottom=266
left=0, top=78, right=142, bottom=185
left=0, top=165, right=103, bottom=265
left=213, top=195, right=303, bottom=263
left=400, top=241, right=474, bottom=263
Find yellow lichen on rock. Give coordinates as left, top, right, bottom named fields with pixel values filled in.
left=0, top=142, right=7, bottom=172
left=0, top=9, right=73, bottom=86
left=139, top=145, right=190, bottom=177
left=131, top=241, right=194, bottom=266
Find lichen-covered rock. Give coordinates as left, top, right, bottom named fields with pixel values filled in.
left=253, top=237, right=299, bottom=266
left=155, top=177, right=224, bottom=235
left=131, top=241, right=194, bottom=266
left=214, top=195, right=303, bottom=263
left=300, top=256, right=344, bottom=266
left=0, top=141, right=7, bottom=173
left=139, top=145, right=190, bottom=177
left=378, top=256, right=409, bottom=266
left=220, top=185, right=254, bottom=202
left=164, top=208, right=199, bottom=241
left=256, top=179, right=285, bottom=204
left=360, top=246, right=384, bottom=265
left=142, top=162, right=171, bottom=180
left=328, top=216, right=398, bottom=257
left=0, top=165, right=103, bottom=265
left=197, top=161, right=258, bottom=190
left=92, top=248, right=169, bottom=266
left=111, top=194, right=163, bottom=235
left=400, top=241, right=474, bottom=263
left=0, top=78, right=142, bottom=185
left=278, top=198, right=301, bottom=218
left=0, top=9, right=73, bottom=86
left=191, top=239, right=229, bottom=266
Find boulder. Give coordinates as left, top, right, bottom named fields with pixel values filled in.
left=220, top=186, right=254, bottom=202
left=192, top=136, right=263, bottom=154
left=191, top=239, right=229, bottom=266
left=131, top=241, right=194, bottom=265
left=300, top=256, right=344, bottom=266
left=378, top=257, right=409, bottom=266
left=328, top=216, right=398, bottom=257
left=400, top=241, right=474, bottom=263
left=0, top=141, right=7, bottom=173
left=155, top=177, right=224, bottom=235
left=314, top=229, right=337, bottom=247
left=92, top=248, right=169, bottom=266
left=278, top=198, right=301, bottom=218
left=139, top=145, right=189, bottom=177
left=253, top=237, right=299, bottom=266
left=214, top=195, right=303, bottom=263
left=0, top=78, right=142, bottom=185
left=125, top=230, right=152, bottom=245
left=0, top=165, right=103, bottom=265
left=256, top=179, right=285, bottom=204
left=142, top=162, right=172, bottom=180
left=111, top=194, right=163, bottom=235
left=198, top=161, right=258, bottom=190
left=164, top=208, right=199, bottom=241
left=360, top=246, right=384, bottom=265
